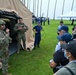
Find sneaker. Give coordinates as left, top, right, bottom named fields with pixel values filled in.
left=33, top=46, right=36, bottom=50
left=26, top=48, right=30, bottom=51
left=37, top=45, right=40, bottom=48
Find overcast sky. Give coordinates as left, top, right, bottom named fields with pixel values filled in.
left=21, top=0, right=76, bottom=19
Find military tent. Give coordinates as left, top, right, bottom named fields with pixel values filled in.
left=0, top=0, right=34, bottom=54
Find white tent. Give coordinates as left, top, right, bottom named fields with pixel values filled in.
left=58, top=11, right=76, bottom=18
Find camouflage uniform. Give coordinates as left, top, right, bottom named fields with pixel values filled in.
left=0, top=20, right=12, bottom=75
left=14, top=22, right=28, bottom=53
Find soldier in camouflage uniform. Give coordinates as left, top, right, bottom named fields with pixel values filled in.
left=14, top=18, right=28, bottom=53
left=0, top=20, right=12, bottom=75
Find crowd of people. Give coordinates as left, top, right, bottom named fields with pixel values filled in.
left=50, top=20, right=76, bottom=75
left=0, top=18, right=29, bottom=75
left=32, top=17, right=50, bottom=25
left=0, top=18, right=76, bottom=75
left=33, top=19, right=76, bottom=75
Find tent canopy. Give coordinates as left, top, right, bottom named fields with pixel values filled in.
left=58, top=11, right=76, bottom=18
left=0, top=0, right=33, bottom=43
left=0, top=0, right=34, bottom=48
left=0, top=10, right=20, bottom=19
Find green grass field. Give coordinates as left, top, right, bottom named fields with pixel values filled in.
left=0, top=20, right=75, bottom=75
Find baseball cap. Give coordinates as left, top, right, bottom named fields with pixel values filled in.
left=57, top=33, right=73, bottom=43
left=0, top=20, right=6, bottom=25
left=59, top=25, right=69, bottom=32
left=61, top=40, right=76, bottom=59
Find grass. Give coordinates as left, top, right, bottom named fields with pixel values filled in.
left=0, top=20, right=74, bottom=75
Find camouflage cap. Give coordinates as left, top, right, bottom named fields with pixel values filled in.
left=0, top=20, right=6, bottom=25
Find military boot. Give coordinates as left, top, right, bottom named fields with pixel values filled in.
left=24, top=46, right=26, bottom=51
left=3, top=73, right=12, bottom=75
left=8, top=65, right=10, bottom=68
left=17, top=51, right=19, bottom=53
left=17, top=50, right=19, bottom=53
left=37, top=45, right=40, bottom=48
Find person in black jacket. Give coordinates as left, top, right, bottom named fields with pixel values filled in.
left=50, top=33, right=73, bottom=73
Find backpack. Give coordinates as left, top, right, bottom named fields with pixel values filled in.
left=65, top=67, right=74, bottom=75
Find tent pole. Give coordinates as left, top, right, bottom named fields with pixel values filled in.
left=53, top=0, right=57, bottom=20
left=70, top=0, right=74, bottom=20
left=40, top=0, right=42, bottom=17
left=28, top=0, right=29, bottom=9
left=22, top=0, right=23, bottom=2
left=33, top=0, right=34, bottom=14
left=27, top=0, right=28, bottom=8
left=29, top=0, right=31, bottom=10
left=62, top=0, right=65, bottom=15
left=24, top=0, right=25, bottom=5
left=47, top=0, right=50, bottom=18
left=71, top=0, right=74, bottom=11
left=61, top=0, right=65, bottom=20
left=37, top=0, right=39, bottom=17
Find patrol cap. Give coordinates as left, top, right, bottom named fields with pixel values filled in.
left=0, top=20, right=6, bottom=25
left=61, top=40, right=76, bottom=59
left=58, top=25, right=69, bottom=32
left=57, top=33, right=73, bottom=43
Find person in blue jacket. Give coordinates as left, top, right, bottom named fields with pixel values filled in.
left=33, top=21, right=42, bottom=50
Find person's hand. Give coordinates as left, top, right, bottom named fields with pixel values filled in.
left=0, top=62, right=2, bottom=69
left=18, top=27, right=23, bottom=30
left=35, top=31, right=37, bottom=33
left=53, top=73, right=56, bottom=75
left=6, top=28, right=10, bottom=33
left=74, top=28, right=76, bottom=32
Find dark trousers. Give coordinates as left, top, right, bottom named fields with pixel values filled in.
left=34, top=35, right=41, bottom=47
